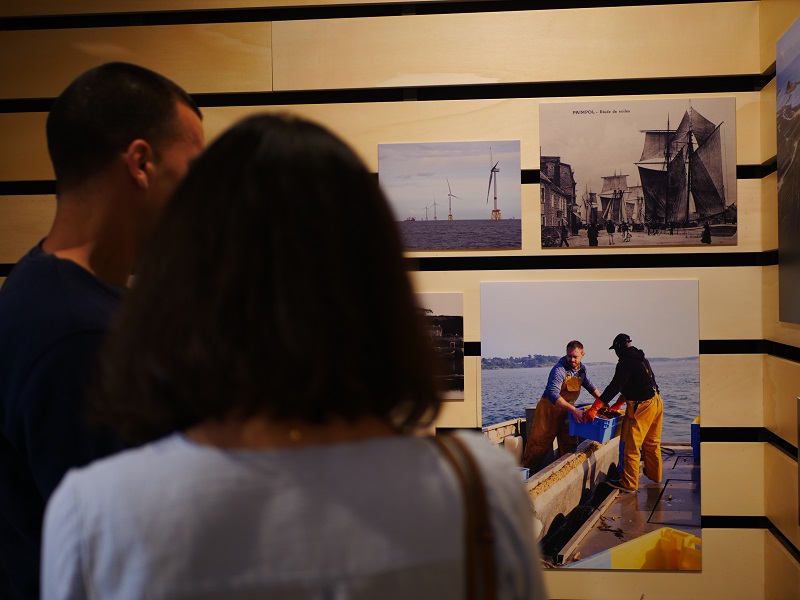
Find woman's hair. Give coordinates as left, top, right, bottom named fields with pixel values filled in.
left=93, top=113, right=441, bottom=443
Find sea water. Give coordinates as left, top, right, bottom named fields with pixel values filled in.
left=481, top=357, right=699, bottom=442
left=398, top=219, right=521, bottom=250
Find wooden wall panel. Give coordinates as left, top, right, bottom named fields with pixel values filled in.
left=0, top=22, right=272, bottom=98
left=701, top=354, right=765, bottom=427
left=0, top=113, right=50, bottom=181
left=703, top=442, right=765, bottom=515
left=765, top=526, right=800, bottom=600
left=760, top=172, right=779, bottom=250
left=0, top=196, right=54, bottom=263
left=760, top=79, right=778, bottom=161
left=763, top=266, right=800, bottom=347
left=760, top=0, right=800, bottom=72
left=542, top=528, right=765, bottom=600
left=765, top=444, right=800, bottom=551
left=203, top=91, right=763, bottom=168
left=763, top=355, right=800, bottom=446
left=273, top=4, right=759, bottom=91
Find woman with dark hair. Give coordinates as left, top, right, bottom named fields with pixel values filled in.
left=41, top=114, right=546, bottom=600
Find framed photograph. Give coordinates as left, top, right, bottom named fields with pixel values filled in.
left=379, top=140, right=522, bottom=250
left=481, top=280, right=700, bottom=571
left=417, top=292, right=464, bottom=400
left=539, top=98, right=737, bottom=249
left=778, top=17, right=800, bottom=324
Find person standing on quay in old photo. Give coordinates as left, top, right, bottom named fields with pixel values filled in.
left=0, top=62, right=203, bottom=600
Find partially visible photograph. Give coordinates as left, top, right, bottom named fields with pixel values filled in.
left=777, top=17, right=800, bottom=324
left=417, top=292, right=464, bottom=400
left=539, top=98, right=737, bottom=249
left=379, top=140, right=522, bottom=250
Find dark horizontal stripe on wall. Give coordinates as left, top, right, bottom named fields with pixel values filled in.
left=464, top=342, right=481, bottom=357
left=700, top=339, right=800, bottom=364
left=702, top=517, right=800, bottom=563
left=0, top=180, right=56, bottom=195
left=0, top=74, right=772, bottom=114
left=701, top=426, right=797, bottom=459
left=407, top=250, right=777, bottom=272
left=737, top=161, right=778, bottom=179
left=0, top=1, right=749, bottom=31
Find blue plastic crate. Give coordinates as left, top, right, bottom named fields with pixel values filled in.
left=568, top=410, right=620, bottom=443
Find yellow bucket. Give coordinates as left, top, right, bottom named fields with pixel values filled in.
left=567, top=527, right=702, bottom=570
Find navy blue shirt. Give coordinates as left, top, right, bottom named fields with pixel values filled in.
left=0, top=244, right=124, bottom=600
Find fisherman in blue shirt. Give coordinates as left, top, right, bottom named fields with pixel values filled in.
left=521, top=340, right=603, bottom=474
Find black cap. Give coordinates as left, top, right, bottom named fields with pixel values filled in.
left=609, top=333, right=631, bottom=349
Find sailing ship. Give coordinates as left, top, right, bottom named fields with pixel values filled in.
left=636, top=107, right=730, bottom=227
left=597, top=173, right=645, bottom=227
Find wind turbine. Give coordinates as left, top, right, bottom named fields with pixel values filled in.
left=486, top=148, right=501, bottom=221
left=431, top=195, right=440, bottom=221
left=446, top=178, right=463, bottom=221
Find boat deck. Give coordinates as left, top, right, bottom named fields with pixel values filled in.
left=561, top=443, right=700, bottom=568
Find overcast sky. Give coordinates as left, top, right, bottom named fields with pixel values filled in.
left=480, top=280, right=699, bottom=360
left=416, top=292, right=463, bottom=317
left=539, top=97, right=737, bottom=208
left=378, top=140, right=521, bottom=221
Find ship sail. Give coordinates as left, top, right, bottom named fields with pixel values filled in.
left=636, top=108, right=726, bottom=224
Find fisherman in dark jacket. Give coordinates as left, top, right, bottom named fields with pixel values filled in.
left=582, top=333, right=663, bottom=492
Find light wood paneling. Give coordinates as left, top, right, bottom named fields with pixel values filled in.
left=0, top=113, right=50, bottom=181
left=273, top=4, right=760, bottom=91
left=760, top=0, right=800, bottom=73
left=542, top=528, right=765, bottom=600
left=765, top=525, right=800, bottom=600
left=5, top=92, right=762, bottom=192
left=765, top=443, right=800, bottom=553
left=203, top=92, right=762, bottom=169
left=701, top=354, right=765, bottom=428
left=763, top=265, right=800, bottom=348
left=763, top=355, right=800, bottom=446
left=0, top=196, right=54, bottom=263
left=0, top=22, right=272, bottom=98
left=761, top=172, right=779, bottom=250
left=703, top=442, right=765, bottom=515
left=761, top=78, right=778, bottom=161
left=413, top=266, right=763, bottom=343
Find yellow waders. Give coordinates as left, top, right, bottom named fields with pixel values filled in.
left=522, top=376, right=582, bottom=474
left=619, top=392, right=663, bottom=490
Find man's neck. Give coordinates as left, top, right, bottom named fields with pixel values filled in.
left=42, top=185, right=136, bottom=287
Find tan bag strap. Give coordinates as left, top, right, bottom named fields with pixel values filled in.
left=433, top=434, right=498, bottom=600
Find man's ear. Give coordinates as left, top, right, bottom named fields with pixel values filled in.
left=124, top=139, right=154, bottom=190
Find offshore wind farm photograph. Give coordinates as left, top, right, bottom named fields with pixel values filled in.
left=378, top=140, right=522, bottom=250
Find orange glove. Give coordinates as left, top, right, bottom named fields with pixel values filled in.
left=609, top=396, right=627, bottom=413
left=583, top=399, right=606, bottom=422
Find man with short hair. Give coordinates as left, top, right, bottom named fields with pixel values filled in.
left=0, top=62, right=204, bottom=599
left=521, top=340, right=603, bottom=474
left=584, top=333, right=663, bottom=493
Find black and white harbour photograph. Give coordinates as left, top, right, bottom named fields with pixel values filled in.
left=777, top=16, right=800, bottom=325
left=481, top=279, right=701, bottom=571
left=417, top=293, right=464, bottom=400
left=379, top=140, right=522, bottom=250
left=539, top=98, right=737, bottom=249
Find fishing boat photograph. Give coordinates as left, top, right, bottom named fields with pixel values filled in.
left=539, top=97, right=737, bottom=249
left=480, top=279, right=701, bottom=571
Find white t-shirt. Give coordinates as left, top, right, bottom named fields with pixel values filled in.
left=42, top=431, right=547, bottom=600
